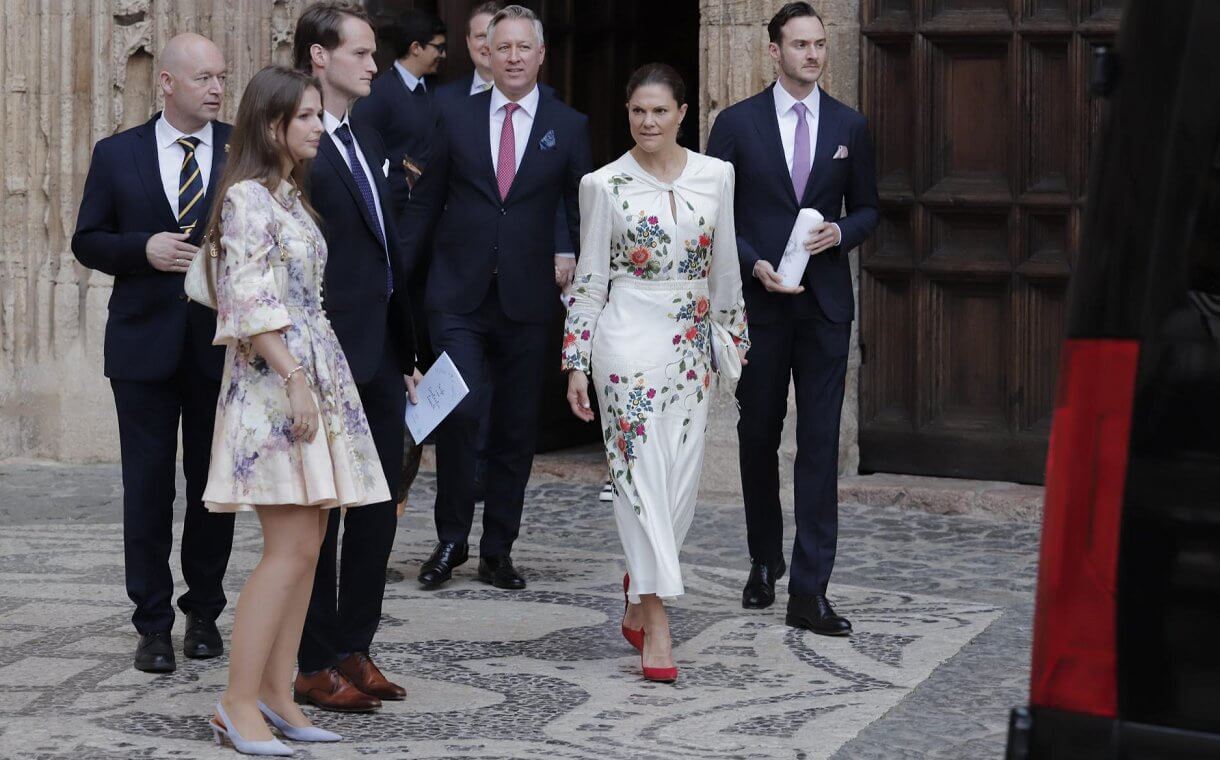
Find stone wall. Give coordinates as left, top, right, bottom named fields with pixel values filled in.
left=698, top=0, right=863, bottom=497
left=0, top=0, right=305, bottom=461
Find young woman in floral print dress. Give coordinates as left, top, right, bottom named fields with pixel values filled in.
left=198, top=66, right=388, bottom=753
left=563, top=64, right=749, bottom=683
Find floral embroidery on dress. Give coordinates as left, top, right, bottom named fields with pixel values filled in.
left=601, top=372, right=657, bottom=514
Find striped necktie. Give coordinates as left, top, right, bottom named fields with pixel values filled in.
left=176, top=136, right=205, bottom=235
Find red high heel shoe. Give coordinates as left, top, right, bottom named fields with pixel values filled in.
left=640, top=629, right=678, bottom=683
left=621, top=573, right=644, bottom=652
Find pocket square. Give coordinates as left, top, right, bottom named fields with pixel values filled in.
left=381, top=159, right=390, bottom=177
left=833, top=145, right=849, bottom=160
left=539, top=129, right=557, bottom=151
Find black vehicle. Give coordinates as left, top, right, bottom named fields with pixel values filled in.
left=1005, top=1, right=1220, bottom=757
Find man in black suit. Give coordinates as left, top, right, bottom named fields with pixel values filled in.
left=402, top=4, right=591, bottom=591
left=291, top=2, right=421, bottom=713
left=707, top=2, right=879, bottom=635
left=71, top=33, right=234, bottom=674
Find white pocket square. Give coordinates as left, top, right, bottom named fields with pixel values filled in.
left=381, top=159, right=390, bottom=177
left=833, top=145, right=849, bottom=160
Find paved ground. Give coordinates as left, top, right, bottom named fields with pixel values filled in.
left=0, top=460, right=1038, bottom=759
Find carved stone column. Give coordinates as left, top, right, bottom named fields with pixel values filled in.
left=697, top=0, right=863, bottom=499
left=0, top=0, right=304, bottom=461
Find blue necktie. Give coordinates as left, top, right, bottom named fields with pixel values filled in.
left=333, top=123, right=393, bottom=298
left=176, top=136, right=205, bottom=235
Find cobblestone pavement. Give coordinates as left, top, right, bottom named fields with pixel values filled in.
left=0, top=461, right=1038, bottom=759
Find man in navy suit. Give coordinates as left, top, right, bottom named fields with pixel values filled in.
left=402, top=4, right=591, bottom=591
left=434, top=2, right=501, bottom=104
left=707, top=2, right=878, bottom=636
left=291, top=2, right=421, bottom=713
left=71, top=33, right=235, bottom=674
left=353, top=8, right=446, bottom=215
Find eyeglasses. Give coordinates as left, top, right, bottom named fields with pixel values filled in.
left=424, top=42, right=447, bottom=54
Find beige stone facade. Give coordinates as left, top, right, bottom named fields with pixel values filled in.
left=1, top=0, right=862, bottom=496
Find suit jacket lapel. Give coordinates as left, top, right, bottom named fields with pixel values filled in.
left=471, top=91, right=500, bottom=201
left=355, top=124, right=393, bottom=243
left=751, top=88, right=797, bottom=206
left=134, top=115, right=179, bottom=231
left=194, top=122, right=229, bottom=244
left=803, top=91, right=836, bottom=207
left=319, top=133, right=381, bottom=243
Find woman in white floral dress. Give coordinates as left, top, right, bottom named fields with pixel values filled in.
left=198, top=67, right=387, bottom=754
left=564, top=65, right=749, bottom=683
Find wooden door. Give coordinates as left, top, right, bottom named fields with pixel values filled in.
left=858, top=0, right=1121, bottom=483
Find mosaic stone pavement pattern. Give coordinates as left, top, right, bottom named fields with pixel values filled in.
left=0, top=462, right=1039, bottom=759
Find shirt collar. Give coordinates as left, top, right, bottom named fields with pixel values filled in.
left=773, top=81, right=820, bottom=120
left=470, top=72, right=494, bottom=95
left=322, top=109, right=350, bottom=137
left=156, top=114, right=213, bottom=150
left=490, top=84, right=540, bottom=119
left=394, top=61, right=425, bottom=92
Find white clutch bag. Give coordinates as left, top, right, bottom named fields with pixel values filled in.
left=709, top=320, right=743, bottom=390
left=184, top=236, right=219, bottom=309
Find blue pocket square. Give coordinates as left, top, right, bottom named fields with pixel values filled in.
left=539, top=129, right=557, bottom=151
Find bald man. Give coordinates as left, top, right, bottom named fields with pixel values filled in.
left=72, top=33, right=236, bottom=674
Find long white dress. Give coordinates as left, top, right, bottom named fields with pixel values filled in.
left=562, top=150, right=749, bottom=602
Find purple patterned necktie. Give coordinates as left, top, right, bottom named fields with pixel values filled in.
left=791, top=102, right=811, bottom=200
left=333, top=123, right=393, bottom=298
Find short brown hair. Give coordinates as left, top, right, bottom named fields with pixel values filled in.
left=768, top=2, right=824, bottom=44
left=469, top=1, right=503, bottom=33
left=293, top=2, right=374, bottom=72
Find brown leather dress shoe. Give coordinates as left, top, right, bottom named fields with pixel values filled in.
left=337, top=652, right=407, bottom=701
left=293, top=667, right=381, bottom=712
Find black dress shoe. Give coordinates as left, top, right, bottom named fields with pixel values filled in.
left=786, top=593, right=852, bottom=636
left=183, top=613, right=223, bottom=659
left=742, top=557, right=787, bottom=609
left=477, top=554, right=526, bottom=590
left=134, top=631, right=176, bottom=673
left=418, top=542, right=469, bottom=589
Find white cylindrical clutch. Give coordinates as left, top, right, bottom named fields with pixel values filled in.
left=775, top=207, right=824, bottom=288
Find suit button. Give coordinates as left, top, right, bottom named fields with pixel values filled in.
left=493, top=244, right=499, bottom=252
left=500, top=207, right=507, bottom=216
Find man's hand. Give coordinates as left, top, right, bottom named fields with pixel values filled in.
left=554, top=255, right=576, bottom=288
left=146, top=231, right=198, bottom=273
left=404, top=368, right=424, bottom=405
left=803, top=222, right=841, bottom=256
left=753, top=260, right=805, bottom=294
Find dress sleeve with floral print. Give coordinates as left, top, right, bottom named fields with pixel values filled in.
left=708, top=163, right=749, bottom=349
left=214, top=180, right=293, bottom=345
left=561, top=173, right=613, bottom=374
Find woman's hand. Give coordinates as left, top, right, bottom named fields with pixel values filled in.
left=287, top=374, right=320, bottom=443
left=566, top=371, right=595, bottom=422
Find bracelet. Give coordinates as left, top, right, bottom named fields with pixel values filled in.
left=282, top=365, right=305, bottom=387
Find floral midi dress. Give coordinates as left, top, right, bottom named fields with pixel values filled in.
left=203, top=180, right=389, bottom=512
left=562, top=150, right=749, bottom=601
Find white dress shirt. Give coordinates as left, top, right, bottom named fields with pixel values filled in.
left=155, top=115, right=213, bottom=217
left=393, top=61, right=426, bottom=93
left=469, top=72, right=494, bottom=95
left=489, top=85, right=540, bottom=174
left=771, top=81, right=840, bottom=246
left=322, top=109, right=387, bottom=242
left=773, top=82, right=820, bottom=173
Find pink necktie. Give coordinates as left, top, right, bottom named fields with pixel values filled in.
left=497, top=102, right=520, bottom=200
left=791, top=102, right=811, bottom=201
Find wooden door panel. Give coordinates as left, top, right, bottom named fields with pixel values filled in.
left=870, top=40, right=916, bottom=197
left=861, top=275, right=916, bottom=428
left=860, top=0, right=1118, bottom=483
left=928, top=40, right=1012, bottom=200
left=926, top=279, right=1011, bottom=430
left=1024, top=37, right=1075, bottom=195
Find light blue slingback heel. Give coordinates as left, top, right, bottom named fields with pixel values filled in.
left=258, top=700, right=342, bottom=742
left=210, top=701, right=294, bottom=756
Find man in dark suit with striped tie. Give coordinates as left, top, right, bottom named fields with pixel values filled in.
left=71, top=33, right=235, bottom=675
